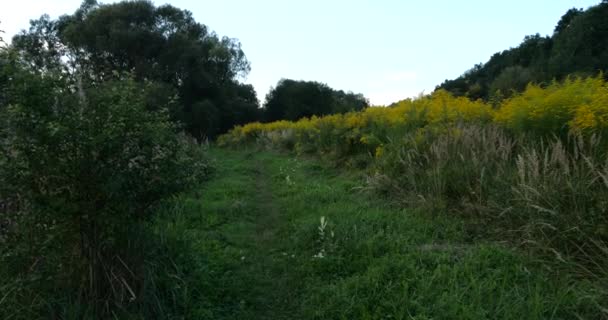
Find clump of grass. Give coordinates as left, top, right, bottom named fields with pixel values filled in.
left=371, top=124, right=608, bottom=281
left=252, top=149, right=608, bottom=319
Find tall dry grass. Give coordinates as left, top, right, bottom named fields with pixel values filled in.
left=369, top=125, right=608, bottom=278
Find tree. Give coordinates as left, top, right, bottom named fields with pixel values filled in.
left=12, top=0, right=258, bottom=139
left=219, top=83, right=261, bottom=132
left=554, top=8, right=583, bottom=35
left=11, top=15, right=66, bottom=74
left=437, top=2, right=608, bottom=100
left=489, top=66, right=533, bottom=98
left=0, top=21, right=4, bottom=44
left=549, top=2, right=608, bottom=78
left=263, top=79, right=368, bottom=122
left=1, top=2, right=217, bottom=317
left=332, top=90, right=369, bottom=113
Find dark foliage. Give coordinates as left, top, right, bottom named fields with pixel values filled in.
left=1, top=3, right=211, bottom=316
left=263, top=79, right=369, bottom=122
left=11, top=0, right=258, bottom=139
left=437, top=2, right=608, bottom=100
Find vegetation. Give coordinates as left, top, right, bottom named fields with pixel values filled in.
left=3, top=0, right=608, bottom=318
left=9, top=1, right=370, bottom=138
left=0, top=4, right=211, bottom=318
left=437, top=2, right=608, bottom=100
left=220, top=77, right=608, bottom=313
left=11, top=0, right=257, bottom=139
left=117, top=147, right=604, bottom=319
left=263, top=79, right=369, bottom=122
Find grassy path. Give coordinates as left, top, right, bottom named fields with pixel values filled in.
left=171, top=148, right=605, bottom=319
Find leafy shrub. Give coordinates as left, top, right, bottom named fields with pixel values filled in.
left=494, top=75, right=608, bottom=135
left=0, top=65, right=210, bottom=317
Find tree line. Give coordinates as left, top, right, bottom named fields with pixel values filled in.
left=437, top=1, right=608, bottom=101
left=7, top=0, right=369, bottom=139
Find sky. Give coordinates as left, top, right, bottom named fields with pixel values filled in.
left=0, top=0, right=601, bottom=105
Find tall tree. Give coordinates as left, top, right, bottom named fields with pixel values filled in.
left=549, top=3, right=608, bottom=78
left=12, top=0, right=258, bottom=138
left=553, top=8, right=583, bottom=35
left=263, top=79, right=368, bottom=122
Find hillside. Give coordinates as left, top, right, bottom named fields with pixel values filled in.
left=436, top=2, right=608, bottom=101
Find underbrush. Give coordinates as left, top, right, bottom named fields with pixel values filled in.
left=0, top=73, right=212, bottom=318
left=0, top=192, right=217, bottom=319
left=372, top=126, right=608, bottom=278
left=257, top=149, right=608, bottom=319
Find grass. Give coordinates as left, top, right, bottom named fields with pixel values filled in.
left=150, top=147, right=607, bottom=319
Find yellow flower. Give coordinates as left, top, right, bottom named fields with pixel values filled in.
left=375, top=145, right=384, bottom=158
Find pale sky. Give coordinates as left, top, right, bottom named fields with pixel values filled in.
left=0, top=0, right=601, bottom=105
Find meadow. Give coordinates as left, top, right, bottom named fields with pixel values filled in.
left=220, top=76, right=608, bottom=297
left=2, top=1, right=608, bottom=317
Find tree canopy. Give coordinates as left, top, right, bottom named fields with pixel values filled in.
left=437, top=2, right=608, bottom=101
left=11, top=0, right=259, bottom=138
left=263, top=79, right=368, bottom=122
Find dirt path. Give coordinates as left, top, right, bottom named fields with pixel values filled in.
left=197, top=151, right=301, bottom=319
left=242, top=159, right=297, bottom=319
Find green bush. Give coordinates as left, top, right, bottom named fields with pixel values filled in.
left=0, top=61, right=210, bottom=317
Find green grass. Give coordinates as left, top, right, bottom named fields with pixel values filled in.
left=151, top=147, right=606, bottom=319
